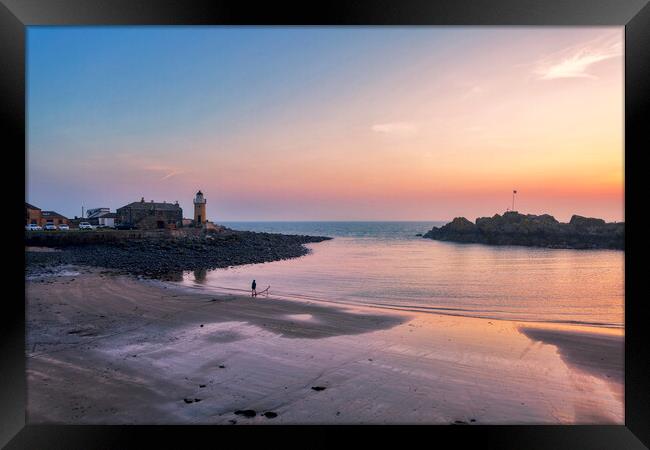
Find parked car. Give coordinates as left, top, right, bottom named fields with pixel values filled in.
left=115, top=223, right=138, bottom=230
left=79, top=222, right=94, bottom=230
left=43, top=223, right=58, bottom=231
left=57, top=224, right=70, bottom=231
left=25, top=224, right=42, bottom=231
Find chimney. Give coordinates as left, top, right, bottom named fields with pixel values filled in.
left=140, top=197, right=145, bottom=203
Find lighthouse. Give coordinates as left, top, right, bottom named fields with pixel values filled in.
left=193, top=190, right=207, bottom=226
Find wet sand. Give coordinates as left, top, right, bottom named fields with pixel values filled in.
left=26, top=268, right=623, bottom=424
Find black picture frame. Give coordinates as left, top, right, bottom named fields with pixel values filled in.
left=2, top=1, right=648, bottom=448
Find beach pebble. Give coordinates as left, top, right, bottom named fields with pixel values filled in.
left=263, top=412, right=278, bottom=419
left=311, top=386, right=326, bottom=391
left=234, top=409, right=256, bottom=418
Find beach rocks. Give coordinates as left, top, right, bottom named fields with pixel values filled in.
left=423, top=212, right=623, bottom=250
left=234, top=409, right=256, bottom=418
left=25, top=228, right=332, bottom=278
left=263, top=411, right=278, bottom=419
left=311, top=386, right=327, bottom=391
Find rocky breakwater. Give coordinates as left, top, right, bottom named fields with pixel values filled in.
left=422, top=212, right=623, bottom=250
left=26, top=228, right=332, bottom=278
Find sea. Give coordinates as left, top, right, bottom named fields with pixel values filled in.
left=173, top=221, right=624, bottom=329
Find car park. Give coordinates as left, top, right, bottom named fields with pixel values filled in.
left=25, top=224, right=42, bottom=231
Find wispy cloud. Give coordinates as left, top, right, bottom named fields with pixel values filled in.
left=142, top=164, right=186, bottom=181
left=533, top=32, right=622, bottom=80
left=371, top=122, right=418, bottom=137
left=159, top=171, right=182, bottom=180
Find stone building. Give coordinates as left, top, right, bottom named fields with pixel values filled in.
left=116, top=198, right=182, bottom=230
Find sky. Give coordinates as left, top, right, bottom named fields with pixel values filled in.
left=27, top=27, right=624, bottom=222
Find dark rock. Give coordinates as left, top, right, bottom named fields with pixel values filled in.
left=423, top=212, right=623, bottom=250
left=311, top=386, right=327, bottom=391
left=263, top=411, right=278, bottom=418
left=234, top=409, right=256, bottom=418
left=183, top=398, right=193, bottom=404
left=199, top=384, right=206, bottom=388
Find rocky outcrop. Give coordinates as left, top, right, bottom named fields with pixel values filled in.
left=25, top=228, right=332, bottom=278
left=423, top=212, right=623, bottom=250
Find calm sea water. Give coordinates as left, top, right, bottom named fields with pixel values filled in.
left=175, top=221, right=624, bottom=328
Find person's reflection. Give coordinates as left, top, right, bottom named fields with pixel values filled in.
left=193, top=268, right=207, bottom=283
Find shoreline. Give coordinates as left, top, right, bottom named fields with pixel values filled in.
left=26, top=266, right=623, bottom=424
left=154, top=275, right=624, bottom=331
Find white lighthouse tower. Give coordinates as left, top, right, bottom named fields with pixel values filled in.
left=193, top=190, right=206, bottom=227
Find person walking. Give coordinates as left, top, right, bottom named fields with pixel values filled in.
left=251, top=279, right=257, bottom=297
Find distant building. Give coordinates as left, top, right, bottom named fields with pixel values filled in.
left=98, top=212, right=118, bottom=228
left=86, top=207, right=111, bottom=219
left=182, top=218, right=194, bottom=227
left=41, top=211, right=70, bottom=226
left=116, top=197, right=182, bottom=230
left=25, top=202, right=69, bottom=226
left=193, top=191, right=207, bottom=226
left=25, top=202, right=41, bottom=226
left=83, top=209, right=118, bottom=227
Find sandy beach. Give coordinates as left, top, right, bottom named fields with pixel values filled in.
left=26, top=267, right=623, bottom=425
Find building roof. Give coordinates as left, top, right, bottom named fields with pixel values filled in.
left=118, top=201, right=181, bottom=211
left=41, top=211, right=68, bottom=220
left=99, top=212, right=118, bottom=219
left=25, top=202, right=41, bottom=211
left=87, top=207, right=111, bottom=218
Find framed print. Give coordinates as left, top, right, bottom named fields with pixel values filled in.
left=2, top=0, right=649, bottom=448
